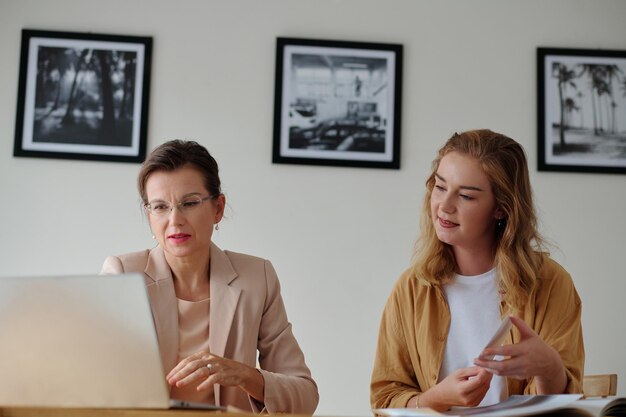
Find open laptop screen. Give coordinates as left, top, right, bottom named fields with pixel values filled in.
left=0, top=274, right=175, bottom=408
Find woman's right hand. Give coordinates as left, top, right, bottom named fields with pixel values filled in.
left=166, top=351, right=265, bottom=402
left=415, top=367, right=492, bottom=411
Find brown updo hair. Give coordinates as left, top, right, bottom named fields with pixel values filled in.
left=137, top=140, right=222, bottom=203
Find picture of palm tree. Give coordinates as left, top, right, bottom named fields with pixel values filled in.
left=539, top=48, right=626, bottom=174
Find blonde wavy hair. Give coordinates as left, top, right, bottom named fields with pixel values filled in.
left=411, top=129, right=546, bottom=312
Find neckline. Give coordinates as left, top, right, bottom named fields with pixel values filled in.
left=455, top=267, right=496, bottom=280
left=176, top=297, right=210, bottom=304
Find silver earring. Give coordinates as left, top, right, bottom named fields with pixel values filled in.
left=497, top=218, right=505, bottom=228
left=152, top=235, right=156, bottom=240
left=214, top=223, right=219, bottom=231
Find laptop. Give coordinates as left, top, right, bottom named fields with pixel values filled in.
left=0, top=273, right=224, bottom=410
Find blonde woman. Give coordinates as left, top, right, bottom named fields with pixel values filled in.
left=371, top=130, right=583, bottom=411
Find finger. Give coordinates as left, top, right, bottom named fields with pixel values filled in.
left=460, top=358, right=491, bottom=376
left=167, top=364, right=190, bottom=382
left=482, top=366, right=527, bottom=380
left=456, top=366, right=483, bottom=379
left=479, top=340, right=525, bottom=359
left=509, top=315, right=536, bottom=339
left=474, top=355, right=510, bottom=373
left=197, top=363, right=241, bottom=390
left=166, top=358, right=192, bottom=380
left=176, top=366, right=211, bottom=388
left=474, top=351, right=515, bottom=367
left=461, top=372, right=491, bottom=391
left=476, top=369, right=494, bottom=384
left=464, top=369, right=491, bottom=385
left=205, top=362, right=214, bottom=374
left=169, top=359, right=207, bottom=384
left=478, top=356, right=528, bottom=378
left=197, top=375, right=217, bottom=391
left=474, top=357, right=495, bottom=369
left=460, top=374, right=491, bottom=404
left=166, top=351, right=206, bottom=380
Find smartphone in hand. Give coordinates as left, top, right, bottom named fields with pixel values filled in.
left=481, top=316, right=512, bottom=360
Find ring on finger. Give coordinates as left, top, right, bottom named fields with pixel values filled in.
left=206, top=363, right=213, bottom=372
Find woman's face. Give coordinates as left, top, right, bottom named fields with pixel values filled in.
left=144, top=166, right=224, bottom=261
left=430, top=151, right=502, bottom=253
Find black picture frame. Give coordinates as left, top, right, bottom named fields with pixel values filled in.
left=13, top=29, right=152, bottom=163
left=273, top=37, right=402, bottom=169
left=538, top=47, right=626, bottom=174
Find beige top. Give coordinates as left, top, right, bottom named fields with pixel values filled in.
left=169, top=297, right=215, bottom=405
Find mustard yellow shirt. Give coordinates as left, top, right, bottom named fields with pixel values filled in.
left=370, top=256, right=584, bottom=409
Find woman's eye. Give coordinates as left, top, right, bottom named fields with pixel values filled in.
left=181, top=200, right=200, bottom=208
left=435, top=185, right=445, bottom=191
left=460, top=194, right=473, bottom=201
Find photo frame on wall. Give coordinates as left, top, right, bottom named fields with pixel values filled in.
left=538, top=47, right=626, bottom=174
left=273, top=37, right=402, bottom=169
left=13, top=29, right=152, bottom=163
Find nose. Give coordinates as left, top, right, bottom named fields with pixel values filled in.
left=167, top=204, right=186, bottom=225
left=439, top=193, right=455, bottom=214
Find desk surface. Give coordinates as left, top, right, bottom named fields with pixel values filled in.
left=1, top=399, right=616, bottom=417
left=0, top=408, right=264, bottom=417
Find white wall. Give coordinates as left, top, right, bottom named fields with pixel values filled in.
left=1, top=0, right=625, bottom=415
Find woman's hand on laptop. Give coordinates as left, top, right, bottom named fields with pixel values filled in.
left=166, top=351, right=264, bottom=402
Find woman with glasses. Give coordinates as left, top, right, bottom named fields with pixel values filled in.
left=370, top=130, right=584, bottom=412
left=101, top=140, right=318, bottom=414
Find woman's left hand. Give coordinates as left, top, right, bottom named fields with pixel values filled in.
left=166, top=351, right=264, bottom=400
left=473, top=315, right=567, bottom=394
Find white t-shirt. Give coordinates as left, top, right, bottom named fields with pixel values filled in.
left=439, top=268, right=508, bottom=406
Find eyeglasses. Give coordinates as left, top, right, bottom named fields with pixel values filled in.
left=143, top=195, right=216, bottom=217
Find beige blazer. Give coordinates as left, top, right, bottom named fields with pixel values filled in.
left=101, top=243, right=318, bottom=414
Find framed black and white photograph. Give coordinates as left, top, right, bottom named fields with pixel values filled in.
left=538, top=47, right=626, bottom=174
left=13, top=29, right=152, bottom=163
left=272, top=37, right=402, bottom=169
